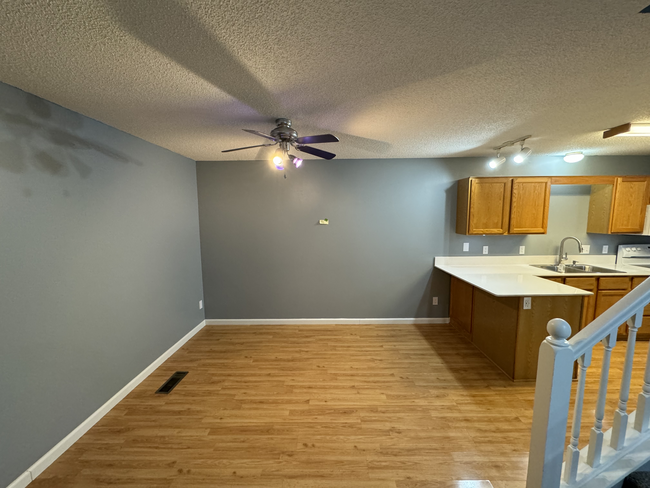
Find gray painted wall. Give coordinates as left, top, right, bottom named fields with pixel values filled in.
left=0, top=83, right=204, bottom=486
left=197, top=156, right=650, bottom=320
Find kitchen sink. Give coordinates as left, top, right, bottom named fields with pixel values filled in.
left=566, top=264, right=623, bottom=273
left=531, top=264, right=625, bottom=274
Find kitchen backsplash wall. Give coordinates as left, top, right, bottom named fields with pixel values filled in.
left=197, top=156, right=650, bottom=321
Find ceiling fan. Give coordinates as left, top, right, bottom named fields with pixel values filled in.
left=222, top=118, right=339, bottom=169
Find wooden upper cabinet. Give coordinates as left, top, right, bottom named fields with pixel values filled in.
left=456, top=177, right=511, bottom=235
left=509, top=177, right=551, bottom=234
left=611, top=177, right=650, bottom=233
left=587, top=177, right=650, bottom=234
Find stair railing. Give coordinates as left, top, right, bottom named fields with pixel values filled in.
left=527, top=277, right=650, bottom=488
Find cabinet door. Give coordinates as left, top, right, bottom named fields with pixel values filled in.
left=449, top=277, right=473, bottom=338
left=565, top=277, right=597, bottom=330
left=595, top=289, right=629, bottom=339
left=610, top=177, right=650, bottom=233
left=509, top=177, right=551, bottom=234
left=631, top=276, right=650, bottom=317
left=468, top=178, right=511, bottom=235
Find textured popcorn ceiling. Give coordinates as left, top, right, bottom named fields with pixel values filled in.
left=1, top=0, right=650, bottom=161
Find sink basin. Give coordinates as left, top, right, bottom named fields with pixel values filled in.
left=531, top=264, right=624, bottom=274
left=566, top=264, right=624, bottom=273
left=532, top=264, right=568, bottom=272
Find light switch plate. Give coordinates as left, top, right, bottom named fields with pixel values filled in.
left=199, top=300, right=203, bottom=310
left=519, top=246, right=525, bottom=255
left=603, top=245, right=609, bottom=254
left=581, top=245, right=590, bottom=254
left=463, top=242, right=469, bottom=252
left=483, top=246, right=489, bottom=255
left=523, top=297, right=532, bottom=310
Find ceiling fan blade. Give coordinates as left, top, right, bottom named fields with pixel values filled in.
left=243, top=129, right=276, bottom=141
left=222, top=143, right=275, bottom=153
left=296, top=145, right=336, bottom=160
left=296, top=134, right=340, bottom=144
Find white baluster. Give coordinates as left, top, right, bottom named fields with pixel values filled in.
left=587, top=332, right=617, bottom=468
left=526, top=319, right=575, bottom=488
left=635, top=337, right=650, bottom=433
left=564, top=349, right=592, bottom=484
left=611, top=310, right=643, bottom=450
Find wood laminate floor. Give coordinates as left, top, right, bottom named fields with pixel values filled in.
left=30, top=324, right=650, bottom=488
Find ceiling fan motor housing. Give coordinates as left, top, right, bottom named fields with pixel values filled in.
left=271, top=118, right=298, bottom=142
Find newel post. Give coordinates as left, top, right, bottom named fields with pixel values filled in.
left=526, top=319, right=575, bottom=488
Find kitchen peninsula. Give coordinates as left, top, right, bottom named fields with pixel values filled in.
left=436, top=255, right=650, bottom=381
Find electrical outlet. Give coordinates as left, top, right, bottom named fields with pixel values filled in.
left=523, top=297, right=532, bottom=310
left=463, top=242, right=469, bottom=252
left=199, top=300, right=203, bottom=310
left=519, top=246, right=525, bottom=255
left=581, top=245, right=590, bottom=254
left=432, top=297, right=438, bottom=305
left=603, top=245, right=609, bottom=254
left=483, top=245, right=489, bottom=255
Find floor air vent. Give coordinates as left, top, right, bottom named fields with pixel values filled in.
left=156, top=371, right=188, bottom=394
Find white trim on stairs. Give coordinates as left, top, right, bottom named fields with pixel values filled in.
left=6, top=320, right=206, bottom=488
left=205, top=318, right=450, bottom=325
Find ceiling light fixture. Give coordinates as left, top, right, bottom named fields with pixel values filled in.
left=564, top=152, right=585, bottom=163
left=272, top=149, right=285, bottom=170
left=289, top=154, right=303, bottom=168
left=488, top=135, right=532, bottom=168
left=603, top=123, right=650, bottom=138
left=488, top=151, right=506, bottom=169
left=513, top=142, right=532, bottom=164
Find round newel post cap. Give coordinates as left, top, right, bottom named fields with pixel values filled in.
left=546, top=318, right=571, bottom=346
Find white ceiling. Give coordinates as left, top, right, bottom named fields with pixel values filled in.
left=1, top=0, right=650, bottom=161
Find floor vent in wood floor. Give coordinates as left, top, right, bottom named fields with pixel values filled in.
left=156, top=371, right=188, bottom=394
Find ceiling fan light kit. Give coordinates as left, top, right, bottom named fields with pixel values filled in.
left=222, top=118, right=339, bottom=169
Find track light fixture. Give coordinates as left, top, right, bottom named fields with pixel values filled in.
left=488, top=135, right=532, bottom=168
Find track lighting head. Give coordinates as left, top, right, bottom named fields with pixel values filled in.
left=488, top=152, right=506, bottom=169
left=513, top=144, right=531, bottom=164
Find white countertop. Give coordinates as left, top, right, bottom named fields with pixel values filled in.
left=435, top=255, right=650, bottom=297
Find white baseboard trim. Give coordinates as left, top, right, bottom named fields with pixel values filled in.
left=205, top=318, right=450, bottom=325
left=9, top=319, right=207, bottom=488
left=6, top=472, right=32, bottom=488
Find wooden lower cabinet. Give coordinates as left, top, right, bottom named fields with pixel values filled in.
left=470, top=288, right=582, bottom=381
left=449, top=276, right=473, bottom=339
left=565, top=277, right=597, bottom=330
left=632, top=277, right=650, bottom=340
left=595, top=277, right=632, bottom=340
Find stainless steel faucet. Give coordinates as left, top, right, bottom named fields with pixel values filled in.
left=558, top=236, right=584, bottom=264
